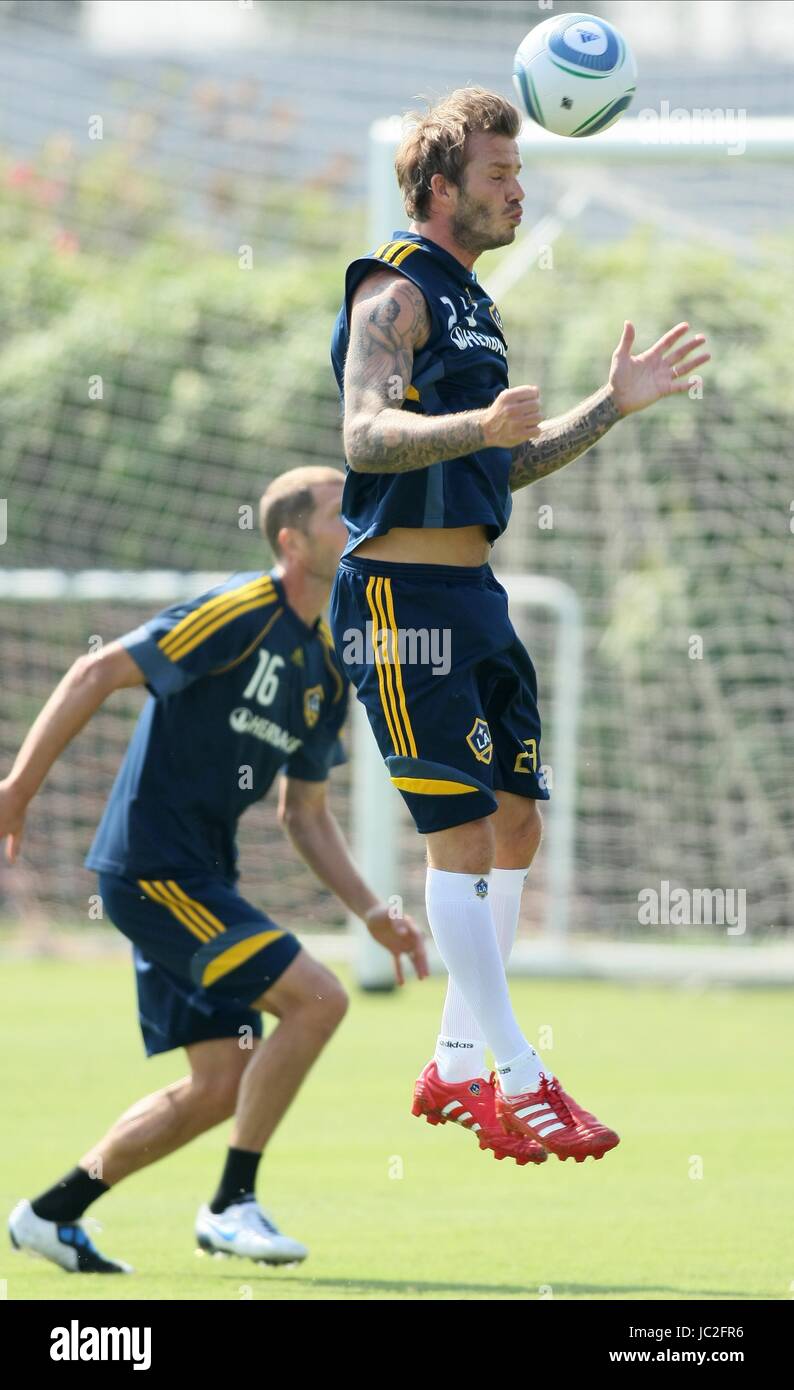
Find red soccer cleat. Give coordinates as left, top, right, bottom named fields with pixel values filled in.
left=494, top=1071, right=620, bottom=1163
left=412, top=1061, right=547, bottom=1166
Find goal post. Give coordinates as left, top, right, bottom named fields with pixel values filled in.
left=0, top=565, right=582, bottom=983
left=0, top=566, right=339, bottom=940
left=369, top=112, right=794, bottom=244
left=3, top=567, right=793, bottom=987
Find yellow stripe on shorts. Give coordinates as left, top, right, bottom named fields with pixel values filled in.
left=364, top=576, right=418, bottom=759
left=372, top=576, right=408, bottom=757
left=381, top=577, right=417, bottom=758
left=162, top=880, right=227, bottom=938
left=199, top=930, right=285, bottom=988
left=390, top=777, right=477, bottom=796
left=138, top=879, right=214, bottom=942
left=365, top=576, right=404, bottom=756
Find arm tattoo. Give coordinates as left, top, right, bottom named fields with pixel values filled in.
left=343, top=273, right=487, bottom=474
left=508, top=384, right=621, bottom=492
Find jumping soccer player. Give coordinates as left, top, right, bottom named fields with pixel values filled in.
left=3, top=465, right=427, bottom=1273
left=330, top=88, right=710, bottom=1165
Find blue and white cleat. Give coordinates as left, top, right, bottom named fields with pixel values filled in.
left=8, top=1198, right=133, bottom=1273
left=195, top=1199, right=307, bottom=1266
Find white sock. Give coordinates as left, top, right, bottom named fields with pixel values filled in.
left=435, top=865, right=525, bottom=1081
left=425, top=868, right=529, bottom=1072
left=495, top=1044, right=548, bottom=1097
left=434, top=1033, right=489, bottom=1084
left=435, top=894, right=490, bottom=1082
left=490, top=866, right=550, bottom=1095
left=490, top=865, right=529, bottom=960
left=433, top=866, right=552, bottom=1094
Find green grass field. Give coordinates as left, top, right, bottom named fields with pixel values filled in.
left=1, top=954, right=791, bottom=1300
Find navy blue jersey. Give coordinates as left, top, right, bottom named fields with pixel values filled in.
left=86, top=569, right=348, bottom=880
left=330, top=230, right=513, bottom=557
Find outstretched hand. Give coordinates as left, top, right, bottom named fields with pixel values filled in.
left=609, top=321, right=710, bottom=417
left=363, top=903, right=429, bottom=986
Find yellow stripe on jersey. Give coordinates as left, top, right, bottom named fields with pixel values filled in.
left=380, top=240, right=413, bottom=264
left=209, top=607, right=284, bottom=676
left=158, top=577, right=276, bottom=662
left=389, top=242, right=420, bottom=267
left=365, top=576, right=404, bottom=757
left=317, top=619, right=345, bottom=703
left=138, top=879, right=215, bottom=943
left=200, top=930, right=285, bottom=988
left=373, top=240, right=406, bottom=263
left=164, top=593, right=279, bottom=665
left=381, top=577, right=418, bottom=758
left=159, top=577, right=276, bottom=661
left=158, top=576, right=274, bottom=657
left=404, top=385, right=420, bottom=402
left=371, top=239, right=419, bottom=267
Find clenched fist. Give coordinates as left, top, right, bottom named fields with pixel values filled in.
left=482, top=385, right=543, bottom=448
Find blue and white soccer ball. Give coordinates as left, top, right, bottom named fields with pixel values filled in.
left=513, top=12, right=637, bottom=138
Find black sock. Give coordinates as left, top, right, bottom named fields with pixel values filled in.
left=31, top=1166, right=109, bottom=1224
left=209, top=1147, right=262, bottom=1214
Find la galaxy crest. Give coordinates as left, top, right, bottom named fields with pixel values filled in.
left=487, top=301, right=505, bottom=333
left=303, top=684, right=324, bottom=729
left=466, top=716, right=493, bottom=765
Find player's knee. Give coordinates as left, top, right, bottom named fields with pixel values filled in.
left=281, top=961, right=349, bottom=1036
left=515, top=800, right=543, bottom=860
left=255, top=952, right=348, bottom=1036
left=302, top=973, right=349, bottom=1037
left=188, top=1038, right=251, bottom=1119
left=426, top=816, right=495, bottom=874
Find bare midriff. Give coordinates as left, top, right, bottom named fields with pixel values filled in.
left=354, top=524, right=491, bottom=567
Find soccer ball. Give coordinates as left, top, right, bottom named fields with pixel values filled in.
left=513, top=11, right=637, bottom=138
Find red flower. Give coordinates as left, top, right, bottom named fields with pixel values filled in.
left=8, top=162, right=35, bottom=187
left=53, top=229, right=79, bottom=255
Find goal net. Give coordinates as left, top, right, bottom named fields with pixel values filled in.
left=1, top=0, right=793, bottom=983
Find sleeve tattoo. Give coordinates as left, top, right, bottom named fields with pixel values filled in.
left=343, top=275, right=487, bottom=474
left=508, top=384, right=622, bottom=492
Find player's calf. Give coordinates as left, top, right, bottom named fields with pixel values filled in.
left=187, top=1037, right=254, bottom=1123
left=209, top=956, right=349, bottom=1228
left=231, top=954, right=349, bottom=1154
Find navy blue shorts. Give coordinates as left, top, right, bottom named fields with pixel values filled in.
left=98, top=872, right=302, bottom=1057
left=330, top=557, right=550, bottom=835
